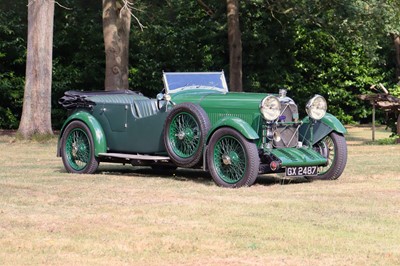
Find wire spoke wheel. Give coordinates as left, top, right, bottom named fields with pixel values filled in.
left=65, top=128, right=90, bottom=171
left=214, top=136, right=246, bottom=184
left=164, top=103, right=211, bottom=167
left=169, top=112, right=200, bottom=158
left=316, top=135, right=335, bottom=175
left=310, top=132, right=347, bottom=180
left=207, top=127, right=259, bottom=188
left=61, top=121, right=99, bottom=174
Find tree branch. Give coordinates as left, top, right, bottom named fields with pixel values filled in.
left=53, top=1, right=72, bottom=10
left=197, top=0, right=214, bottom=16
left=27, top=0, right=72, bottom=10
left=120, top=0, right=145, bottom=31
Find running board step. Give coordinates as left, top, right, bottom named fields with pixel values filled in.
left=98, top=153, right=170, bottom=161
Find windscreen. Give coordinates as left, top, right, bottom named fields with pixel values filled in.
left=163, top=72, right=228, bottom=93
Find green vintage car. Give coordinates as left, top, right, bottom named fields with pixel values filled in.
left=57, top=72, right=347, bottom=187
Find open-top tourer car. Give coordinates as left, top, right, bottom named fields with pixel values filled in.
left=57, top=72, right=347, bottom=187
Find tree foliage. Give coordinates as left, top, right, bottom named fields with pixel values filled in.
left=0, top=2, right=26, bottom=129
left=1, top=0, right=399, bottom=130
left=128, top=0, right=227, bottom=95
left=52, top=0, right=104, bottom=128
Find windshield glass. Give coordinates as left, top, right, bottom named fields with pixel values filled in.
left=163, top=72, right=228, bottom=93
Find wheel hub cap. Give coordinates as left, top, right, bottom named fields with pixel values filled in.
left=222, top=154, right=231, bottom=165
left=222, top=152, right=239, bottom=165
left=176, top=128, right=194, bottom=140
left=177, top=132, right=185, bottom=140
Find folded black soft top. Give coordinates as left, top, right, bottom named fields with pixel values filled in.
left=63, top=90, right=140, bottom=97
left=58, top=90, right=143, bottom=109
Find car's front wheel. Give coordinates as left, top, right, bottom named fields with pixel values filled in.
left=207, top=127, right=260, bottom=188
left=310, top=132, right=347, bottom=180
left=61, top=121, right=99, bottom=174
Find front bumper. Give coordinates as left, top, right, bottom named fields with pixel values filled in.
left=260, top=147, right=327, bottom=174
left=270, top=147, right=327, bottom=167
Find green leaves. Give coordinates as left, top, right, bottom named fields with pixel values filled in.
left=238, top=0, right=398, bottom=125
left=127, top=0, right=227, bottom=95
left=0, top=4, right=26, bottom=129
left=0, top=73, right=24, bottom=128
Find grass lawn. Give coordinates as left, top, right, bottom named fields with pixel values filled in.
left=0, top=126, right=399, bottom=265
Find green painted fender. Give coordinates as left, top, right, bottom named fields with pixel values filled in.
left=300, top=113, right=347, bottom=145
left=57, top=111, right=107, bottom=157
left=207, top=116, right=259, bottom=142
left=320, top=113, right=347, bottom=134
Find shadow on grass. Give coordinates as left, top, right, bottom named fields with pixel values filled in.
left=345, top=135, right=371, bottom=143
left=91, top=165, right=215, bottom=186
left=63, top=164, right=311, bottom=187
left=256, top=174, right=311, bottom=186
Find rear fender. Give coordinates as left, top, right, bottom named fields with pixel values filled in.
left=57, top=111, right=107, bottom=157
left=207, top=116, right=259, bottom=143
left=299, top=113, right=347, bottom=145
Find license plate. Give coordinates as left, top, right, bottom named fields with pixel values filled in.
left=285, top=166, right=318, bottom=177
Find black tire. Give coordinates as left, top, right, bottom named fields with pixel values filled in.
left=207, top=127, right=260, bottom=188
left=164, top=103, right=211, bottom=167
left=310, top=132, right=347, bottom=180
left=60, top=120, right=99, bottom=174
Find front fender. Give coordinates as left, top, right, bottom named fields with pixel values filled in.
left=299, top=113, right=347, bottom=145
left=320, top=113, right=347, bottom=134
left=57, top=111, right=107, bottom=157
left=207, top=116, right=259, bottom=142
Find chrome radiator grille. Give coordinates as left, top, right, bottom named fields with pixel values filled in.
left=273, top=103, right=299, bottom=148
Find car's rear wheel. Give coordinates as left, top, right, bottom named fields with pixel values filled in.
left=310, top=132, right=347, bottom=180
left=61, top=121, right=99, bottom=174
left=207, top=127, right=260, bottom=188
left=164, top=103, right=211, bottom=167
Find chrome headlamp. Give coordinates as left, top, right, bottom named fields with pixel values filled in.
left=260, top=95, right=281, bottom=121
left=306, top=95, right=327, bottom=120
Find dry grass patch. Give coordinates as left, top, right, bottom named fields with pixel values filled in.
left=0, top=128, right=399, bottom=265
left=345, top=125, right=392, bottom=145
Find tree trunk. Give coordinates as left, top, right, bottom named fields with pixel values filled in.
left=397, top=112, right=400, bottom=144
left=18, top=0, right=54, bottom=138
left=227, top=0, right=243, bottom=92
left=394, top=35, right=400, bottom=84
left=103, top=0, right=131, bottom=91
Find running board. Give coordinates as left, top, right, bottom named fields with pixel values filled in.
left=98, top=153, right=170, bottom=161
